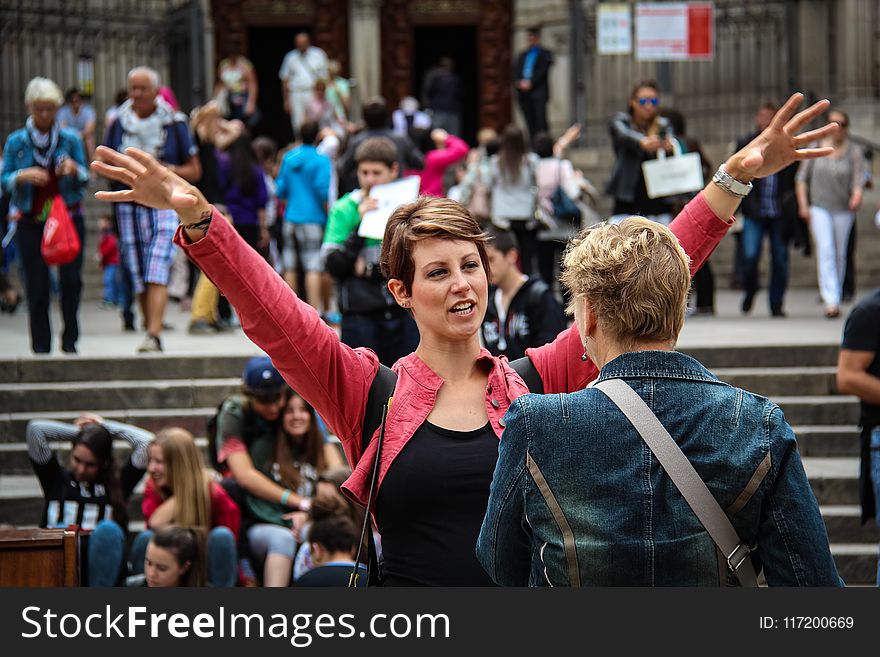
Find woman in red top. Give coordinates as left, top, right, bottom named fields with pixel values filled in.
left=94, top=93, right=838, bottom=586
left=132, top=427, right=239, bottom=586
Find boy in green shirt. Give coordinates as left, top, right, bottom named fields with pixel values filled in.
left=321, top=137, right=419, bottom=365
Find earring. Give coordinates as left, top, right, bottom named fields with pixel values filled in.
left=581, top=352, right=588, bottom=362
left=401, top=301, right=409, bottom=308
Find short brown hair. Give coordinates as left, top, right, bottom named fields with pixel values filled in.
left=380, top=197, right=490, bottom=294
left=560, top=217, right=690, bottom=347
left=354, top=137, right=397, bottom=168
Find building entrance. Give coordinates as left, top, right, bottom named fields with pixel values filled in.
left=412, top=26, right=478, bottom=143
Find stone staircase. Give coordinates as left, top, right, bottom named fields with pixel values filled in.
left=0, top=345, right=876, bottom=585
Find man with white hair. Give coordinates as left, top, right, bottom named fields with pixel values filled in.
left=279, top=32, right=328, bottom=138
left=103, top=66, right=201, bottom=352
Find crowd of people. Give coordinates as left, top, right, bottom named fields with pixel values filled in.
left=1, top=25, right=878, bottom=588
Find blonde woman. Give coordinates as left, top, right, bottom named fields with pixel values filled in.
left=478, top=218, right=841, bottom=586
left=131, top=428, right=240, bottom=586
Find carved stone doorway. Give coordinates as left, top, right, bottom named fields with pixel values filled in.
left=381, top=0, right=513, bottom=142
left=211, top=0, right=349, bottom=145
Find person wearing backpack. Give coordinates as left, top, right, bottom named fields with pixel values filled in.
left=481, top=227, right=566, bottom=361
left=211, top=357, right=318, bottom=586
left=477, top=218, right=842, bottom=586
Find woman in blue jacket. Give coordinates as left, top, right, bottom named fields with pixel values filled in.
left=478, top=218, right=842, bottom=586
left=2, top=77, right=90, bottom=353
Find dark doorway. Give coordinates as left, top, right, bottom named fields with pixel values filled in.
left=246, top=26, right=307, bottom=147
left=412, top=26, right=478, bottom=144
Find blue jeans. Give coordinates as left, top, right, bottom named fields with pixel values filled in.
left=871, top=427, right=880, bottom=586
left=742, top=215, right=789, bottom=310
left=87, top=520, right=126, bottom=587
left=131, top=527, right=238, bottom=587
left=102, top=264, right=120, bottom=304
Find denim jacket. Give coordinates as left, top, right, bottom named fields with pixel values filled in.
left=2, top=127, right=89, bottom=213
left=477, top=350, right=842, bottom=586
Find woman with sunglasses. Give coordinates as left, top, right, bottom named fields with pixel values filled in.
left=606, top=79, right=677, bottom=225
left=795, top=108, right=865, bottom=318
left=92, top=93, right=837, bottom=585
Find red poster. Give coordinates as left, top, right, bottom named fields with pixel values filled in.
left=687, top=3, right=713, bottom=58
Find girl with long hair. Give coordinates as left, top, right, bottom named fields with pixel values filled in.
left=219, top=134, right=269, bottom=253
left=26, top=415, right=151, bottom=586
left=132, top=427, right=239, bottom=587
left=485, top=124, right=541, bottom=275
left=145, top=526, right=207, bottom=587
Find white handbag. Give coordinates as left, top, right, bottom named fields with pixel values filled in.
left=641, top=140, right=704, bottom=199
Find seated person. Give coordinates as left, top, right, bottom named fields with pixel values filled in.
left=26, top=415, right=151, bottom=586
left=293, top=515, right=367, bottom=587
left=213, top=357, right=314, bottom=586
left=143, top=526, right=206, bottom=587
left=130, top=427, right=239, bottom=587
left=477, top=218, right=842, bottom=586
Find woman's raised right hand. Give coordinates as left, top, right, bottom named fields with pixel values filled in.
left=91, top=146, right=208, bottom=218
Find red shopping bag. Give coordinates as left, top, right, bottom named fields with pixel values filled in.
left=41, top=195, right=81, bottom=266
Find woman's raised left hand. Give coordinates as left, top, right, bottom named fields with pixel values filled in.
left=726, top=93, right=838, bottom=182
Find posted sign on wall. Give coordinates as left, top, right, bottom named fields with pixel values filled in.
left=635, top=2, right=714, bottom=61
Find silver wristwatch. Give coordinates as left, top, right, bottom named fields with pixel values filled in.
left=712, top=164, right=753, bottom=198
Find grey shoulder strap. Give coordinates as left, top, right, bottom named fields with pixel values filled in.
left=594, top=378, right=758, bottom=587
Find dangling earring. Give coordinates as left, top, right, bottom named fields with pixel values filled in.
left=581, top=352, right=588, bottom=362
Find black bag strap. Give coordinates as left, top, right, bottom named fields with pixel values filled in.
left=350, top=364, right=397, bottom=587
left=510, top=356, right=544, bottom=395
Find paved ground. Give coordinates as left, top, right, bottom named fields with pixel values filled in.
left=0, top=286, right=867, bottom=359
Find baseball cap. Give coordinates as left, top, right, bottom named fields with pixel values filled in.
left=242, top=356, right=285, bottom=393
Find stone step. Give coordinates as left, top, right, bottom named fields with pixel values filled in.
left=0, top=438, right=211, bottom=475
left=793, top=426, right=860, bottom=458
left=0, top=408, right=215, bottom=443
left=0, top=344, right=840, bottom=385
left=680, top=344, right=838, bottom=369
left=828, top=544, right=878, bottom=586
left=713, top=366, right=838, bottom=397
left=803, top=457, right=859, bottom=506
left=0, top=378, right=240, bottom=414
left=821, top=506, right=880, bottom=544
left=0, top=355, right=250, bottom=384
left=774, top=396, right=860, bottom=426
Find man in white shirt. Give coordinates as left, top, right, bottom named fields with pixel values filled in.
left=279, top=32, right=329, bottom=138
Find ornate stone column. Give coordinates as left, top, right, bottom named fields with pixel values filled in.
left=349, top=0, right=382, bottom=100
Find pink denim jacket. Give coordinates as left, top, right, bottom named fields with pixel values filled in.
left=174, top=192, right=731, bottom=506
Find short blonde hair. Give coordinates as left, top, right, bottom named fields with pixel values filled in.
left=25, top=77, right=63, bottom=107
left=560, top=217, right=691, bottom=347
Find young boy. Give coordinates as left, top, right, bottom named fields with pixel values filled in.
left=292, top=515, right=367, bottom=587
left=481, top=227, right=566, bottom=360
left=275, top=121, right=331, bottom=312
left=96, top=215, right=121, bottom=308
left=321, top=137, right=418, bottom=365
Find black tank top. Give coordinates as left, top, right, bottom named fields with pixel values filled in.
left=375, top=420, right=499, bottom=586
